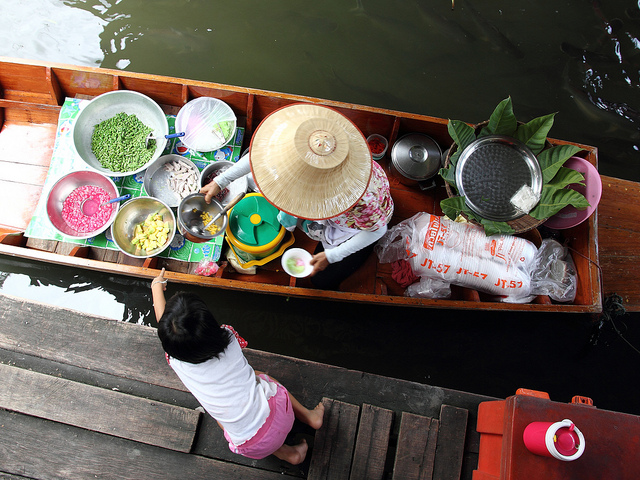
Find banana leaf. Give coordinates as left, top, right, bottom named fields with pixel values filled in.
left=514, top=113, right=556, bottom=155
left=537, top=144, right=583, bottom=183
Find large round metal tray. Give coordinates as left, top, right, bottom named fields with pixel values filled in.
left=455, top=135, right=542, bottom=222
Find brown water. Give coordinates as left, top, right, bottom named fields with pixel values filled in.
left=2, top=0, right=640, bottom=416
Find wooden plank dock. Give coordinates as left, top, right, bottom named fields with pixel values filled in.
left=0, top=293, right=494, bottom=479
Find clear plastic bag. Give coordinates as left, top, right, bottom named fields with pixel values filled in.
left=530, top=239, right=577, bottom=302
left=176, top=97, right=236, bottom=152
left=377, top=213, right=538, bottom=298
left=405, top=276, right=451, bottom=299
left=194, top=259, right=219, bottom=277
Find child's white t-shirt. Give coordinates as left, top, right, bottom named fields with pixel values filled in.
left=168, top=335, right=277, bottom=445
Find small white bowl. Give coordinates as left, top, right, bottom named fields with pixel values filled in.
left=281, top=248, right=314, bottom=278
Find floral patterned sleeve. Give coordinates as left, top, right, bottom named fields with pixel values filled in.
left=331, top=162, right=394, bottom=231
left=221, top=324, right=248, bottom=348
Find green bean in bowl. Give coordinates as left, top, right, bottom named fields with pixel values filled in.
left=91, top=112, right=155, bottom=173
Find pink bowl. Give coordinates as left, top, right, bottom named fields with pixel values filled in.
left=544, top=157, right=602, bottom=230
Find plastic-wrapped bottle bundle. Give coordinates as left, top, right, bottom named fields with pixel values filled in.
left=406, top=214, right=537, bottom=296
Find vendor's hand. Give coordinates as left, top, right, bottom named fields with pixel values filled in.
left=309, top=252, right=329, bottom=276
left=151, top=267, right=167, bottom=291
left=200, top=181, right=221, bottom=204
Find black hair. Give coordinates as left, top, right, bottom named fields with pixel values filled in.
left=157, top=292, right=232, bottom=364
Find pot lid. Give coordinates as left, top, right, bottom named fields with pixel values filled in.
left=391, top=133, right=442, bottom=181
left=455, top=135, right=543, bottom=222
left=228, top=193, right=282, bottom=247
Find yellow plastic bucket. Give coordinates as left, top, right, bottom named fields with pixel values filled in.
left=225, top=193, right=286, bottom=262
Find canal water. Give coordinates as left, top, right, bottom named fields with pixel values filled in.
left=2, top=0, right=640, bottom=416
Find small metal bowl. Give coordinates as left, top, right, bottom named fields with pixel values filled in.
left=177, top=193, right=227, bottom=243
left=46, top=170, right=120, bottom=239
left=199, top=160, right=234, bottom=188
left=72, top=90, right=169, bottom=177
left=111, top=197, right=175, bottom=258
left=143, top=154, right=200, bottom=207
left=200, top=160, right=248, bottom=206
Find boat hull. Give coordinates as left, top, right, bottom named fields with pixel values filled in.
left=0, top=56, right=617, bottom=313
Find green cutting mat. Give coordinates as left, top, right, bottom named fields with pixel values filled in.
left=25, top=97, right=244, bottom=262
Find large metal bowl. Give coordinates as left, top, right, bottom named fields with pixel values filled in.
left=177, top=193, right=227, bottom=243
left=46, top=170, right=120, bottom=239
left=111, top=197, right=176, bottom=258
left=143, top=154, right=200, bottom=207
left=72, top=90, right=169, bottom=177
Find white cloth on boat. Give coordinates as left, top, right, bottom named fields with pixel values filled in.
left=167, top=330, right=277, bottom=445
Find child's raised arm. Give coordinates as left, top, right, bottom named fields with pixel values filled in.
left=151, top=267, right=168, bottom=320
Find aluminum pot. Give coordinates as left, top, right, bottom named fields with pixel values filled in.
left=177, top=193, right=227, bottom=244
left=390, top=133, right=442, bottom=190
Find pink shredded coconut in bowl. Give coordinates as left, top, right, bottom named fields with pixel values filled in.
left=61, top=185, right=113, bottom=234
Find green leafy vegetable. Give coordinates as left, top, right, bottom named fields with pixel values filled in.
left=529, top=185, right=591, bottom=220
left=213, top=120, right=234, bottom=142
left=480, top=219, right=514, bottom=236
left=447, top=120, right=476, bottom=161
left=485, top=96, right=517, bottom=136
left=440, top=195, right=467, bottom=220
left=514, top=113, right=556, bottom=155
left=537, top=144, right=583, bottom=183
left=439, top=166, right=457, bottom=188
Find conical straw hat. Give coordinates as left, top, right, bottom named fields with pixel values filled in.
left=249, top=103, right=372, bottom=220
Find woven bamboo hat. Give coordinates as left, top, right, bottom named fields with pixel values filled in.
left=249, top=103, right=372, bottom=220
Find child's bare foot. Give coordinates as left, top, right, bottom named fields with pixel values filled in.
left=307, top=401, right=325, bottom=430
left=274, top=438, right=308, bottom=465
left=289, top=438, right=309, bottom=465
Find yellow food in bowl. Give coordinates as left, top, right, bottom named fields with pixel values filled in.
left=131, top=213, right=171, bottom=252
left=200, top=210, right=220, bottom=235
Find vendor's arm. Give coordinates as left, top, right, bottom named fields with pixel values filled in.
left=200, top=154, right=252, bottom=203
left=309, top=225, right=387, bottom=274
left=151, top=268, right=168, bottom=320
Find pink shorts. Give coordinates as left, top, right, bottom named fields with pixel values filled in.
left=225, top=374, right=295, bottom=459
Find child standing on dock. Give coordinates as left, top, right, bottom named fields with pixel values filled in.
left=151, top=268, right=324, bottom=465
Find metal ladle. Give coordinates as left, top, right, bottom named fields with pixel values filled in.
left=145, top=131, right=186, bottom=148
left=81, top=194, right=131, bottom=216
left=189, top=192, right=245, bottom=235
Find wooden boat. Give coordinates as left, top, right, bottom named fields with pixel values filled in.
left=0, top=57, right=637, bottom=313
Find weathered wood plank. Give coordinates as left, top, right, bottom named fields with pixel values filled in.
left=0, top=293, right=494, bottom=421
left=392, top=412, right=439, bottom=480
left=0, top=122, right=56, bottom=166
left=0, top=159, right=48, bottom=185
left=0, top=293, right=184, bottom=391
left=349, top=403, right=394, bottom=480
left=0, top=179, right=42, bottom=231
left=308, top=398, right=360, bottom=480
left=0, top=409, right=294, bottom=480
left=0, top=362, right=199, bottom=453
left=432, top=405, right=469, bottom=480
left=246, top=348, right=491, bottom=436
left=598, top=176, right=640, bottom=310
